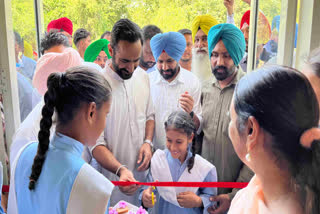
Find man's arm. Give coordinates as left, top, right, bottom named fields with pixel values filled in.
left=92, top=145, right=140, bottom=195
left=224, top=0, right=236, bottom=25
left=137, top=119, right=155, bottom=171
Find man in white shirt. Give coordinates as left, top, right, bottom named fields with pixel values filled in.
left=149, top=31, right=202, bottom=150
left=91, top=19, right=155, bottom=206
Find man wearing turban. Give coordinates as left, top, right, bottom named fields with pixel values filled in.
left=190, top=15, right=219, bottom=85
left=84, top=39, right=111, bottom=69
left=149, top=31, right=202, bottom=151
left=200, top=24, right=254, bottom=214
left=47, top=17, right=73, bottom=46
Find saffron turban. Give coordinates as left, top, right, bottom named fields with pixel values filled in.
left=33, top=47, right=82, bottom=95
left=208, top=24, right=246, bottom=66
left=150, top=32, right=186, bottom=62
left=240, top=10, right=271, bottom=44
left=84, top=39, right=111, bottom=62
left=191, top=15, right=219, bottom=42
left=47, top=17, right=73, bottom=36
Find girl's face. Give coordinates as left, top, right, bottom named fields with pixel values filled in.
left=87, top=100, right=111, bottom=146
left=166, top=128, right=193, bottom=163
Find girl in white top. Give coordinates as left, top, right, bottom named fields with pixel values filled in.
left=8, top=66, right=114, bottom=214
left=141, top=110, right=217, bottom=214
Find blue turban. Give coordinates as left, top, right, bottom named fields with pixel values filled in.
left=208, top=24, right=246, bottom=66
left=150, top=32, right=186, bottom=62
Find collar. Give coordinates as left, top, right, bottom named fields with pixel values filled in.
left=166, top=148, right=193, bottom=166
left=51, top=133, right=84, bottom=157
left=212, top=66, right=245, bottom=89
left=104, top=63, right=124, bottom=82
left=154, top=66, right=186, bottom=85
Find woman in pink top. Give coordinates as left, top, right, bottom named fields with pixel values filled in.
left=227, top=65, right=320, bottom=214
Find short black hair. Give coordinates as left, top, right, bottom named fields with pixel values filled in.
left=40, top=30, right=70, bottom=55
left=111, top=19, right=143, bottom=50
left=14, top=31, right=24, bottom=48
left=178, top=29, right=192, bottom=36
left=73, top=28, right=91, bottom=47
left=142, top=25, right=162, bottom=42
left=100, top=30, right=111, bottom=39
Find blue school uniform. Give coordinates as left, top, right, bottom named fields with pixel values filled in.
left=140, top=149, right=217, bottom=214
left=8, top=133, right=113, bottom=214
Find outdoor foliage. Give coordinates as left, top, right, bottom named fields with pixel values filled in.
left=11, top=0, right=282, bottom=53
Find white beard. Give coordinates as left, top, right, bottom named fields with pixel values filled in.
left=191, top=47, right=212, bottom=85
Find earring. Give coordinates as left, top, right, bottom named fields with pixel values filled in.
left=245, top=153, right=251, bottom=162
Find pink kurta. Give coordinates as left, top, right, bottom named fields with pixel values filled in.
left=228, top=175, right=272, bottom=214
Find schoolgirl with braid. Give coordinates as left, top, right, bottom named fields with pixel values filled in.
left=9, top=66, right=114, bottom=214
left=140, top=110, right=218, bottom=214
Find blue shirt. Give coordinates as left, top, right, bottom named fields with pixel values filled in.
left=19, top=55, right=36, bottom=81
left=15, top=133, right=85, bottom=214
left=17, top=72, right=35, bottom=122
left=0, top=163, right=5, bottom=214
left=140, top=149, right=217, bottom=214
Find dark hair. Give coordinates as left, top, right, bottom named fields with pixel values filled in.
left=178, top=29, right=192, bottom=36
left=142, top=25, right=162, bottom=42
left=111, top=19, right=143, bottom=50
left=73, top=28, right=91, bottom=47
left=164, top=111, right=198, bottom=173
left=307, top=47, right=320, bottom=78
left=100, top=30, right=111, bottom=39
left=40, top=31, right=70, bottom=55
left=14, top=31, right=24, bottom=48
left=234, top=65, right=320, bottom=214
left=28, top=66, right=112, bottom=190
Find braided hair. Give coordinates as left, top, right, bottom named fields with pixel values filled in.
left=29, top=65, right=112, bottom=190
left=164, top=110, right=197, bottom=173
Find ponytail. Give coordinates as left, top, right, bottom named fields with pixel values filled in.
left=296, top=140, right=320, bottom=214
left=187, top=137, right=199, bottom=173
left=29, top=73, right=60, bottom=190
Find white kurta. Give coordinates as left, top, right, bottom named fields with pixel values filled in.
left=91, top=65, right=155, bottom=206
left=149, top=67, right=202, bottom=150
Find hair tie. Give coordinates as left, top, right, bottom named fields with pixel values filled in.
left=300, top=127, right=320, bottom=148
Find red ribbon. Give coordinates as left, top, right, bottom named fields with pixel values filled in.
left=112, top=181, right=248, bottom=189
left=1, top=181, right=248, bottom=193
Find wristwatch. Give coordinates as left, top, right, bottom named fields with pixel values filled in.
left=144, top=139, right=154, bottom=149
left=190, top=111, right=194, bottom=119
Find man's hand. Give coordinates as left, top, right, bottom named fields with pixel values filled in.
left=142, top=186, right=156, bottom=208
left=177, top=191, right=203, bottom=208
left=137, top=143, right=152, bottom=171
left=224, top=0, right=234, bottom=15
left=207, top=194, right=231, bottom=214
left=118, top=168, right=140, bottom=195
left=242, top=0, right=251, bottom=5
left=179, top=92, right=194, bottom=114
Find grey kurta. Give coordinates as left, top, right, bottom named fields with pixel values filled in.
left=200, top=69, right=253, bottom=199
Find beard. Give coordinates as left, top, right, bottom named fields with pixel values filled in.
left=140, top=52, right=156, bottom=69
left=112, top=57, right=134, bottom=80
left=191, top=47, right=212, bottom=84
left=159, top=64, right=179, bottom=80
left=212, top=65, right=236, bottom=81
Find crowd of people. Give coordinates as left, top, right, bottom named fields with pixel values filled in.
left=0, top=0, right=320, bottom=213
